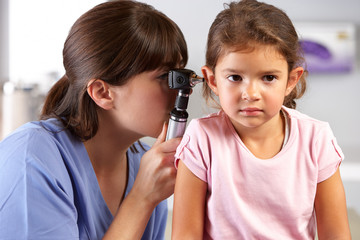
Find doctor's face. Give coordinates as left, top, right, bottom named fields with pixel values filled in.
left=110, top=69, right=177, bottom=139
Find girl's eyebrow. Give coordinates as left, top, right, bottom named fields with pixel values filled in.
left=220, top=68, right=283, bottom=75
left=261, top=69, right=283, bottom=74
left=220, top=68, right=240, bottom=73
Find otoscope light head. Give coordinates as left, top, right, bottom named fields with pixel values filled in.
left=168, top=69, right=204, bottom=90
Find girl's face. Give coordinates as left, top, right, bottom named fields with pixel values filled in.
left=203, top=45, right=302, bottom=134
left=109, top=69, right=176, bottom=139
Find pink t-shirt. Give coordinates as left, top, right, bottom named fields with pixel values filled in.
left=175, top=107, right=343, bottom=239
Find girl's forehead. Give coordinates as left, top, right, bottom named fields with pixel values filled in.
left=224, top=43, right=282, bottom=55
left=215, top=46, right=289, bottom=74
left=219, top=44, right=285, bottom=62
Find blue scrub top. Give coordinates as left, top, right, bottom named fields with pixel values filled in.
left=0, top=119, right=168, bottom=239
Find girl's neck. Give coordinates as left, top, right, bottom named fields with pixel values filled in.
left=235, top=112, right=286, bottom=159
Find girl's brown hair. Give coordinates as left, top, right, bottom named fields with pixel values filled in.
left=203, top=0, right=307, bottom=109
left=41, top=0, right=188, bottom=141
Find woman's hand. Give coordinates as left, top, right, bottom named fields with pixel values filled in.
left=132, top=123, right=180, bottom=207
left=103, top=123, right=180, bottom=240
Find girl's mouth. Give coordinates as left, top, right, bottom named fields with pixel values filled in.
left=240, top=108, right=262, bottom=116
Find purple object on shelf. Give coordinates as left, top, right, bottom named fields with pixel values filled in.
left=299, top=40, right=332, bottom=60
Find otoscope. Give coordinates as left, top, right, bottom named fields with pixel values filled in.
left=166, top=69, right=204, bottom=140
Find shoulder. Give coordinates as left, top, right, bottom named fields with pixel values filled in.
left=283, top=106, right=342, bottom=158
left=0, top=120, right=77, bottom=215
left=187, top=111, right=227, bottom=135
left=191, top=110, right=226, bottom=124
left=178, top=111, right=230, bottom=154
left=2, top=118, right=69, bottom=143
left=0, top=119, right=80, bottom=179
left=283, top=106, right=324, bottom=123
left=283, top=106, right=331, bottom=133
left=1, top=119, right=61, bottom=155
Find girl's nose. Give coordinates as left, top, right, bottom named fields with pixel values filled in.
left=241, top=82, right=260, bottom=101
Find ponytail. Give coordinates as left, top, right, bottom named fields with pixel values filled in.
left=40, top=74, right=98, bottom=141
left=41, top=75, right=70, bottom=117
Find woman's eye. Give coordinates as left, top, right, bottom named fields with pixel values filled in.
left=158, top=73, right=168, bottom=81
left=263, top=75, right=276, bottom=82
left=227, top=75, right=242, bottom=82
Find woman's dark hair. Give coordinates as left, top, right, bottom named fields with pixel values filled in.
left=203, top=0, right=306, bottom=109
left=41, top=0, right=188, bottom=142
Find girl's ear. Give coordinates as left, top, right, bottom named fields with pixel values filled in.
left=86, top=79, right=114, bottom=110
left=201, top=65, right=219, bottom=96
left=286, top=67, right=304, bottom=96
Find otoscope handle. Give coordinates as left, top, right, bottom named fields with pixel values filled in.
left=166, top=109, right=188, bottom=140
left=175, top=89, right=190, bottom=110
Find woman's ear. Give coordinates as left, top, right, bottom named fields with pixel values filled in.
left=87, top=79, right=113, bottom=110
left=201, top=65, right=219, bottom=96
left=286, top=67, right=304, bottom=96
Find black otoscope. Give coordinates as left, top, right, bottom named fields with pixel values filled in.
left=166, top=69, right=204, bottom=140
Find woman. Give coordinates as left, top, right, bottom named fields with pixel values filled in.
left=0, top=1, right=188, bottom=239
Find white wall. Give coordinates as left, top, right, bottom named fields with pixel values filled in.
left=8, top=0, right=103, bottom=85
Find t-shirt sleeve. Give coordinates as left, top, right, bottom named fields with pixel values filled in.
left=0, top=129, right=79, bottom=239
left=174, top=120, right=210, bottom=182
left=315, top=123, right=344, bottom=183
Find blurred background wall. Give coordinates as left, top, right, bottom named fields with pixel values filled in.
left=1, top=0, right=359, bottom=237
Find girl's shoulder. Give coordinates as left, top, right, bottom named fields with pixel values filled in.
left=283, top=106, right=337, bottom=148
left=282, top=106, right=330, bottom=128
left=190, top=110, right=227, bottom=127
left=186, top=110, right=232, bottom=140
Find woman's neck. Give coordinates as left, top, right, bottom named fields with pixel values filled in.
left=84, top=118, right=138, bottom=172
left=84, top=117, right=135, bottom=216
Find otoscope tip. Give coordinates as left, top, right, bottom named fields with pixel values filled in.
left=190, top=76, right=205, bottom=87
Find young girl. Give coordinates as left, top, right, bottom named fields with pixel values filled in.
left=172, top=0, right=351, bottom=239
left=0, top=1, right=187, bottom=239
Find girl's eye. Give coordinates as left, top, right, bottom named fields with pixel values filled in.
left=263, top=75, right=277, bottom=82
left=227, top=75, right=242, bottom=82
